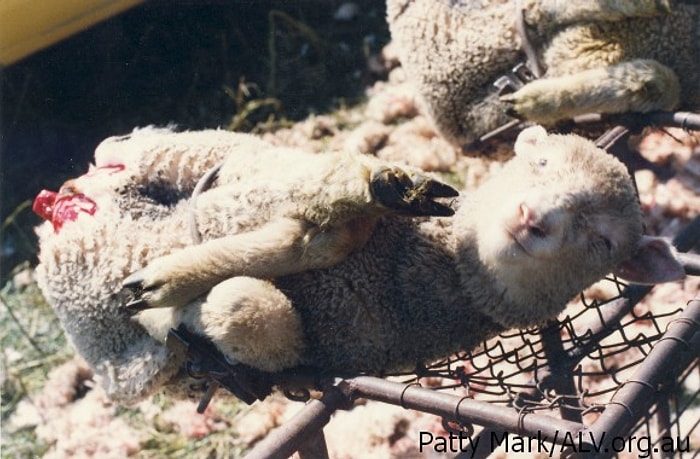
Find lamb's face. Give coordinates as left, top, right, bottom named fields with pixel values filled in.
left=31, top=131, right=197, bottom=403
left=473, top=127, right=642, bottom=290
left=33, top=164, right=127, bottom=232
left=32, top=131, right=155, bottom=232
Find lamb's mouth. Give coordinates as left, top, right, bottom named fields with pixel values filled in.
left=33, top=189, right=97, bottom=233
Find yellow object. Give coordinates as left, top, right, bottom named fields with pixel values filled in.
left=0, top=0, right=143, bottom=66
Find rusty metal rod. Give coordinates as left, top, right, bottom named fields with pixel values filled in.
left=576, top=299, right=699, bottom=459
left=344, top=376, right=585, bottom=444
left=244, top=384, right=347, bottom=459
left=573, top=111, right=700, bottom=132
left=296, top=429, right=330, bottom=459
left=671, top=215, right=700, bottom=252
left=246, top=375, right=588, bottom=458
left=539, top=322, right=583, bottom=422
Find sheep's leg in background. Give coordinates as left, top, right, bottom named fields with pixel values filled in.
left=500, top=59, right=680, bottom=124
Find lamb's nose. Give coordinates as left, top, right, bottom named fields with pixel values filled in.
left=33, top=190, right=57, bottom=221
left=519, top=203, right=547, bottom=238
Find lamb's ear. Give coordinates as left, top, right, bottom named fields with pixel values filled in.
left=514, top=125, right=548, bottom=157
left=614, top=236, right=685, bottom=284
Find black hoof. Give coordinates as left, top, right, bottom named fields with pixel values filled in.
left=125, top=298, right=151, bottom=316
left=122, top=270, right=146, bottom=292
left=122, top=269, right=156, bottom=314
left=371, top=167, right=458, bottom=217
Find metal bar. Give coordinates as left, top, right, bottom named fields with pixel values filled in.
left=678, top=252, right=700, bottom=276
left=594, top=125, right=630, bottom=151
left=344, top=376, right=585, bottom=444
left=645, top=111, right=700, bottom=131
left=576, top=299, right=699, bottom=458
left=244, top=384, right=347, bottom=459
left=573, top=111, right=700, bottom=132
left=245, top=375, right=586, bottom=458
left=654, top=394, right=673, bottom=459
left=454, top=427, right=511, bottom=459
left=672, top=215, right=700, bottom=252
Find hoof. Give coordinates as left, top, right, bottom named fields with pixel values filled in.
left=370, top=167, right=458, bottom=217
left=122, top=268, right=160, bottom=312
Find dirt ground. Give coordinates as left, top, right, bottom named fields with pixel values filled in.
left=1, top=1, right=699, bottom=458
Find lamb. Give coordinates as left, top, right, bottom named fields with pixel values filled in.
left=386, top=0, right=700, bottom=148
left=34, top=126, right=685, bottom=404
left=32, top=126, right=456, bottom=402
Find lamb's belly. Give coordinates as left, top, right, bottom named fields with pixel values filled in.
left=275, top=262, right=406, bottom=373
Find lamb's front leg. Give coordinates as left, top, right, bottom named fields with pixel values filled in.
left=123, top=216, right=360, bottom=311
left=500, top=59, right=680, bottom=124
left=123, top=167, right=457, bottom=311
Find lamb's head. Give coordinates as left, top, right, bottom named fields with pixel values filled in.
left=32, top=165, right=124, bottom=232
left=30, top=128, right=218, bottom=403
left=465, top=126, right=684, bottom=327
left=476, top=126, right=642, bottom=273
left=32, top=128, right=189, bottom=233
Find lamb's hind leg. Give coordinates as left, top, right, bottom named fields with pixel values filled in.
left=176, top=277, right=305, bottom=373
left=501, top=59, right=681, bottom=124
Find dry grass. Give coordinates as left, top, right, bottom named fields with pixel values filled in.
left=1, top=267, right=69, bottom=457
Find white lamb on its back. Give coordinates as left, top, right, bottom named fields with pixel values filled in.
left=34, top=126, right=685, bottom=403
left=387, top=0, right=700, bottom=148
left=33, top=126, right=455, bottom=402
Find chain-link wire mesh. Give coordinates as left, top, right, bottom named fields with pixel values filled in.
left=186, top=217, right=698, bottom=459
